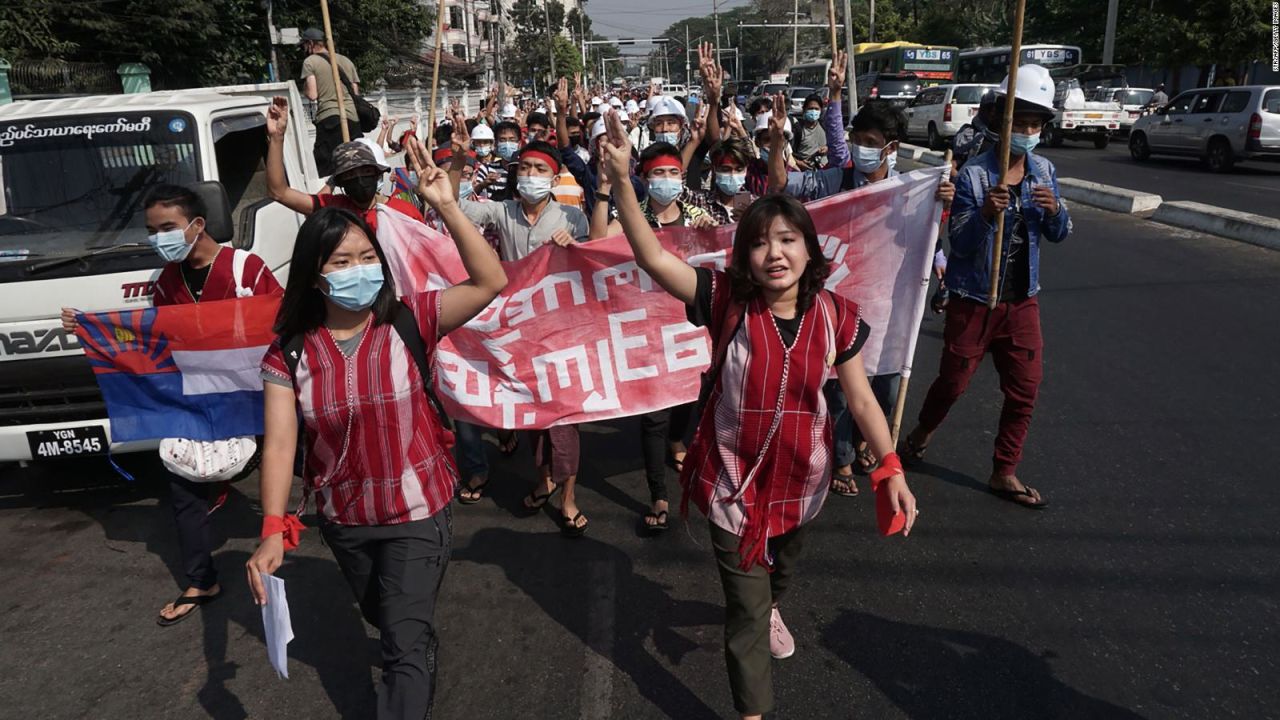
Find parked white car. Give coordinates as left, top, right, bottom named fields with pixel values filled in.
left=1129, top=85, right=1280, bottom=172
left=905, top=83, right=998, bottom=149
left=1093, top=87, right=1155, bottom=133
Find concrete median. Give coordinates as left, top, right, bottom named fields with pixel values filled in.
left=1152, top=201, right=1280, bottom=251
left=1056, top=178, right=1163, bottom=215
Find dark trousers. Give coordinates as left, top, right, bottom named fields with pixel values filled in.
left=824, top=374, right=901, bottom=466
left=916, top=296, right=1044, bottom=476
left=638, top=403, right=693, bottom=503
left=169, top=476, right=217, bottom=590
left=454, top=421, right=490, bottom=480
left=321, top=509, right=453, bottom=720
left=710, top=521, right=808, bottom=716
left=313, top=116, right=363, bottom=177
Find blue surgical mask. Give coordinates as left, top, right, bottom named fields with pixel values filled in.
left=475, top=144, right=492, bottom=158
left=853, top=144, right=888, bottom=174
left=715, top=171, right=746, bottom=196
left=322, top=263, right=384, bottom=312
left=803, top=109, right=821, bottom=123
left=516, top=175, right=553, bottom=203
left=148, top=219, right=197, bottom=263
left=654, top=131, right=679, bottom=145
left=647, top=177, right=683, bottom=205
left=459, top=180, right=475, bottom=199
left=496, top=141, right=519, bottom=160
left=1010, top=132, right=1040, bottom=156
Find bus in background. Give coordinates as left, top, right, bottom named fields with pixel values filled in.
left=852, top=42, right=959, bottom=86
left=788, top=61, right=830, bottom=92
left=957, top=44, right=1083, bottom=83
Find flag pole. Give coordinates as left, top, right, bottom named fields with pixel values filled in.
left=987, top=0, right=1025, bottom=309
left=826, top=0, right=838, bottom=58
left=319, top=0, right=349, bottom=142
left=427, top=0, right=447, bottom=149
left=890, top=148, right=952, bottom=446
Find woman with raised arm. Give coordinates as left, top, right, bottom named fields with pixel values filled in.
left=245, top=138, right=507, bottom=720
left=599, top=110, right=918, bottom=720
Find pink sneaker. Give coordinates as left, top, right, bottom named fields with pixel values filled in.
left=769, top=607, right=795, bottom=659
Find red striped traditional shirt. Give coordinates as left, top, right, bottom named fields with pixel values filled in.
left=681, top=269, right=866, bottom=569
left=152, top=246, right=281, bottom=306
left=260, top=290, right=458, bottom=526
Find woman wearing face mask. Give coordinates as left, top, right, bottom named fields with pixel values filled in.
left=265, top=97, right=422, bottom=230
left=901, top=63, right=1070, bottom=511
left=599, top=111, right=917, bottom=720
left=247, top=151, right=507, bottom=719
left=63, top=184, right=283, bottom=626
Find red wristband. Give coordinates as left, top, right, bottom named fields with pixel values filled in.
left=261, top=514, right=306, bottom=552
left=869, top=452, right=904, bottom=490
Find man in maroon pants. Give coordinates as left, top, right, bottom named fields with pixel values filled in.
left=900, top=65, right=1071, bottom=509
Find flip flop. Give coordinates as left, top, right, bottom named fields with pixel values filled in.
left=156, top=591, right=222, bottom=627
left=666, top=451, right=686, bottom=474
left=642, top=510, right=670, bottom=534
left=989, top=485, right=1048, bottom=510
left=458, top=478, right=489, bottom=505
left=498, top=431, right=520, bottom=456
left=830, top=471, right=859, bottom=497
left=520, top=483, right=560, bottom=514
left=560, top=511, right=589, bottom=538
left=899, top=435, right=929, bottom=466
left=854, top=447, right=877, bottom=475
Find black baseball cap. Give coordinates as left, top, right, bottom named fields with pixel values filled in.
left=301, top=28, right=326, bottom=42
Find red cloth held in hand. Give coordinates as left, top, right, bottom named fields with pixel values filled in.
left=261, top=514, right=306, bottom=551
left=870, top=452, right=907, bottom=537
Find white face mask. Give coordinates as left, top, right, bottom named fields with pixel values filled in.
left=516, top=175, right=553, bottom=203
left=147, top=219, right=197, bottom=263
left=853, top=144, right=889, bottom=173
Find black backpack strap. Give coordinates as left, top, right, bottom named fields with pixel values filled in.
left=282, top=333, right=304, bottom=383
left=391, top=300, right=454, bottom=431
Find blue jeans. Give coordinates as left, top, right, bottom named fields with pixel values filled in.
left=454, top=421, right=490, bottom=480
left=824, top=373, right=902, bottom=467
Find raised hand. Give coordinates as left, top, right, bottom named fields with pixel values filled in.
left=688, top=102, right=710, bottom=146
left=699, top=42, right=723, bottom=100
left=553, top=77, right=570, bottom=113
left=267, top=96, right=289, bottom=139
left=769, top=92, right=788, bottom=144
left=406, top=135, right=455, bottom=209
left=828, top=50, right=847, bottom=94
left=451, top=111, right=471, bottom=152
left=598, top=109, right=634, bottom=187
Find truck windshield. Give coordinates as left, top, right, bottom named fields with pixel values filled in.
left=0, top=112, right=200, bottom=273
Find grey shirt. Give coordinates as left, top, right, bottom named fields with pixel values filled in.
left=459, top=198, right=590, bottom=261
left=262, top=326, right=366, bottom=388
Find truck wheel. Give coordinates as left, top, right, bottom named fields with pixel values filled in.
left=1204, top=137, right=1235, bottom=173
left=1129, top=132, right=1151, bottom=161
left=928, top=123, right=941, bottom=151
left=1093, top=134, right=1109, bottom=149
left=1044, top=123, right=1064, bottom=148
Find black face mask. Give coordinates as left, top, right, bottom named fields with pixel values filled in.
left=341, top=174, right=380, bottom=204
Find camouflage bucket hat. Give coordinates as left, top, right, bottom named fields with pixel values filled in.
left=331, top=141, right=390, bottom=178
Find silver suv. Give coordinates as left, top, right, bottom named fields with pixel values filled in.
left=1128, top=85, right=1280, bottom=172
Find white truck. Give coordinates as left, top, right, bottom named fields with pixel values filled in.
left=1042, top=67, right=1127, bottom=149
left=0, top=82, right=323, bottom=463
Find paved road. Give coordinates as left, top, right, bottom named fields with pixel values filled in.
left=2, top=205, right=1279, bottom=719
left=1036, top=142, right=1280, bottom=219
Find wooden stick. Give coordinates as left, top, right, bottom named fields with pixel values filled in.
left=319, top=0, right=349, bottom=143
left=987, top=0, right=1026, bottom=309
left=427, top=0, right=447, bottom=150
left=826, top=0, right=838, bottom=59
left=889, top=148, right=952, bottom=447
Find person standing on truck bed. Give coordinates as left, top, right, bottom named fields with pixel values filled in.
left=265, top=97, right=423, bottom=230
left=300, top=27, right=362, bottom=177
left=61, top=184, right=283, bottom=626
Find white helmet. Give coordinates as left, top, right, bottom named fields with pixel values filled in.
left=996, top=64, right=1056, bottom=117
left=617, top=110, right=631, bottom=123
left=590, top=117, right=608, bottom=143
left=753, top=111, right=791, bottom=139
left=471, top=123, right=495, bottom=141
left=609, top=96, right=624, bottom=108
left=625, top=99, right=640, bottom=114
left=647, top=96, right=687, bottom=125
left=501, top=103, right=518, bottom=119
left=591, top=96, right=604, bottom=107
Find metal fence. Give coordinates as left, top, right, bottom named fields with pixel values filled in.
left=8, top=59, right=120, bottom=98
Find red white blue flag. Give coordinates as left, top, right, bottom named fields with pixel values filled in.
left=75, top=295, right=280, bottom=442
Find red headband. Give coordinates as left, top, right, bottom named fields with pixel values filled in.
left=640, top=154, right=683, bottom=175
left=519, top=149, right=560, bottom=172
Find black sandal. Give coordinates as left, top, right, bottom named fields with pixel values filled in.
left=642, top=509, right=670, bottom=534
left=458, top=478, right=489, bottom=505
left=498, top=431, right=520, bottom=456
left=989, top=485, right=1048, bottom=510
left=899, top=434, right=929, bottom=466
left=854, top=447, right=877, bottom=475
left=520, top=482, right=560, bottom=514
left=156, top=591, right=222, bottom=627
left=666, top=450, right=686, bottom=474
left=830, top=471, right=859, bottom=497
left=560, top=511, right=589, bottom=538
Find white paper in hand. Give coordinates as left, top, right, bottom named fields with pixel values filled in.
left=260, top=573, right=294, bottom=679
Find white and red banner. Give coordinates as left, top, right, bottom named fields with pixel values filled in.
left=376, top=166, right=944, bottom=429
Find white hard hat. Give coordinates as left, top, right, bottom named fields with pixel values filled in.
left=591, top=96, right=603, bottom=106
left=625, top=99, right=639, bottom=114
left=501, top=103, right=518, bottom=118
left=471, top=123, right=495, bottom=141
left=355, top=137, right=387, bottom=167
left=609, top=96, right=624, bottom=108
left=996, top=64, right=1056, bottom=117
left=647, top=96, right=687, bottom=125
left=535, top=106, right=547, bottom=114
left=753, top=112, right=791, bottom=139
left=591, top=118, right=608, bottom=141
left=639, top=99, right=648, bottom=110
left=617, top=110, right=630, bottom=123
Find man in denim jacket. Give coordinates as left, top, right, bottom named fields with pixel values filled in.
left=900, top=64, right=1071, bottom=509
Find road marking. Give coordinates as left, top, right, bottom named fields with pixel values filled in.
left=579, top=559, right=616, bottom=720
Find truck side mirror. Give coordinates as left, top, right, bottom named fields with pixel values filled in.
left=190, top=181, right=235, bottom=244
